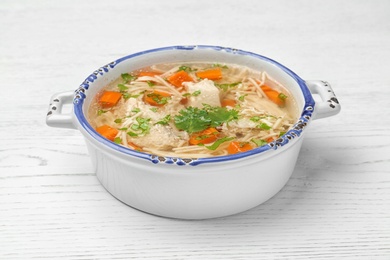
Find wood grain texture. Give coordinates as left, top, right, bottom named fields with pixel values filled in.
left=1, top=0, right=389, bottom=259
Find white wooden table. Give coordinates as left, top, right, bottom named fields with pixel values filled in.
left=1, top=0, right=389, bottom=259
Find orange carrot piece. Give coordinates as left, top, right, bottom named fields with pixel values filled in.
left=96, top=125, right=118, bottom=141
left=189, top=127, right=219, bottom=145
left=128, top=142, right=142, bottom=151
left=99, top=91, right=122, bottom=108
left=266, top=137, right=275, bottom=143
left=221, top=99, right=236, bottom=107
left=260, top=85, right=285, bottom=106
left=227, top=141, right=253, bottom=154
left=195, top=68, right=222, bottom=80
left=143, top=90, right=172, bottom=107
left=167, top=70, right=193, bottom=87
left=137, top=71, right=162, bottom=77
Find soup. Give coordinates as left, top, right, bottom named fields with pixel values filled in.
left=87, top=62, right=298, bottom=158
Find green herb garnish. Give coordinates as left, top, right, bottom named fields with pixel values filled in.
left=155, top=115, right=171, bottom=125
left=201, top=137, right=235, bottom=150
left=146, top=81, right=155, bottom=87
left=127, top=117, right=151, bottom=137
left=238, top=94, right=247, bottom=101
left=258, top=123, right=271, bottom=130
left=174, top=107, right=211, bottom=134
left=251, top=138, right=267, bottom=147
left=121, top=73, right=136, bottom=83
left=178, top=65, right=196, bottom=72
left=131, top=108, right=141, bottom=114
left=114, top=137, right=122, bottom=144
left=174, top=105, right=239, bottom=134
left=97, top=109, right=107, bottom=116
left=183, top=90, right=201, bottom=97
left=278, top=93, right=288, bottom=100
left=117, top=84, right=129, bottom=92
left=212, top=64, right=229, bottom=69
left=127, top=131, right=138, bottom=137
left=147, top=92, right=170, bottom=105
left=215, top=82, right=240, bottom=91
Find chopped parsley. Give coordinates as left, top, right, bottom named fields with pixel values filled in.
left=114, top=137, right=122, bottom=144
left=178, top=65, right=196, bottom=72
left=97, top=109, right=107, bottom=116
left=147, top=92, right=170, bottom=105
left=258, top=123, right=271, bottom=130
left=215, top=82, right=240, bottom=91
left=117, top=84, right=128, bottom=92
left=212, top=64, right=229, bottom=69
left=238, top=94, right=247, bottom=101
left=121, top=73, right=136, bottom=83
left=183, top=90, right=201, bottom=97
left=278, top=93, right=288, bottom=100
left=174, top=105, right=239, bottom=134
left=146, top=81, right=155, bottom=87
left=201, top=137, right=235, bottom=150
left=155, top=114, right=171, bottom=125
left=251, top=138, right=267, bottom=147
left=131, top=108, right=141, bottom=114
left=127, top=117, right=151, bottom=137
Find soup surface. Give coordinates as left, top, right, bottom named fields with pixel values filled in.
left=88, top=62, right=298, bottom=158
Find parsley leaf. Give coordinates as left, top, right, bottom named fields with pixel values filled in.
left=174, top=105, right=239, bottom=134
left=97, top=109, right=107, bottom=116
left=117, top=84, right=128, bottom=92
left=174, top=107, right=211, bottom=134
left=127, top=117, right=151, bottom=137
left=215, top=82, right=240, bottom=91
left=201, top=137, right=235, bottom=150
left=251, top=138, right=267, bottom=147
left=114, top=137, right=122, bottom=144
left=278, top=93, right=288, bottom=100
left=121, top=73, right=136, bottom=83
left=258, top=123, right=271, bottom=130
left=155, top=114, right=171, bottom=125
left=205, top=106, right=239, bottom=127
left=178, top=65, right=196, bottom=72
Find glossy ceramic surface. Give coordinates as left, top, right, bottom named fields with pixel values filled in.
left=46, top=45, right=340, bottom=219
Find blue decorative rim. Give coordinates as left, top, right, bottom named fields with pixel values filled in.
left=73, top=45, right=315, bottom=166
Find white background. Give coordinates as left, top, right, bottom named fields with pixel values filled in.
left=1, top=0, right=389, bottom=259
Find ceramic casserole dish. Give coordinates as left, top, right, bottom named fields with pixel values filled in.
left=46, top=45, right=340, bottom=219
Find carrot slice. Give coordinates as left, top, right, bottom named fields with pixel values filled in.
left=143, top=90, right=172, bottom=106
left=196, top=68, right=222, bottom=80
left=137, top=71, right=162, bottom=77
left=260, top=85, right=286, bottom=106
left=167, top=70, right=193, bottom=87
left=227, top=141, right=253, bottom=154
left=96, top=125, right=118, bottom=141
left=128, top=142, right=142, bottom=151
left=189, top=127, right=219, bottom=145
left=99, top=91, right=122, bottom=108
left=221, top=99, right=236, bottom=107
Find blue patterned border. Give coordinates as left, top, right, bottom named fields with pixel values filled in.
left=73, top=45, right=315, bottom=166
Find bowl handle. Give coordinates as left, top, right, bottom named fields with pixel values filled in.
left=46, top=91, right=77, bottom=129
left=306, top=80, right=341, bottom=120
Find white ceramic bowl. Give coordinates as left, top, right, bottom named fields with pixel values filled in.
left=46, top=45, right=340, bottom=219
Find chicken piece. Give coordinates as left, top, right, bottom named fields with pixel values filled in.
left=184, top=79, right=221, bottom=108
left=130, top=124, right=188, bottom=151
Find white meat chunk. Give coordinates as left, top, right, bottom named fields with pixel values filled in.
left=184, top=79, right=221, bottom=108
left=131, top=124, right=187, bottom=150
